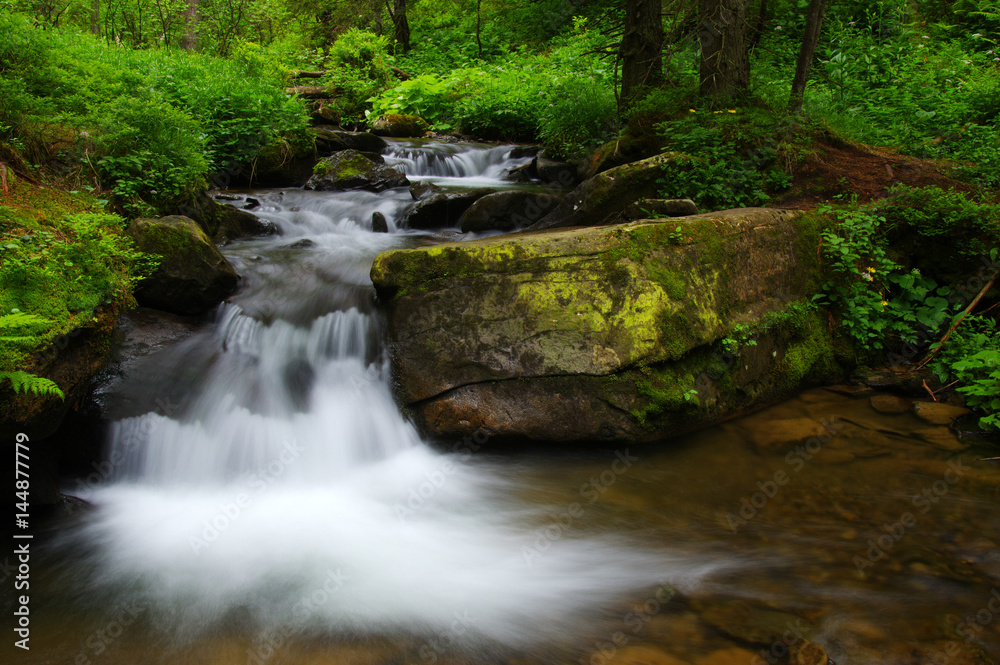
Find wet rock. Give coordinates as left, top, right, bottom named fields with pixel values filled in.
left=127, top=216, right=239, bottom=315
left=857, top=369, right=907, bottom=390
left=410, top=180, right=436, bottom=200
left=529, top=152, right=690, bottom=231
left=825, top=384, right=875, bottom=398
left=459, top=190, right=561, bottom=233
left=534, top=152, right=578, bottom=186
left=749, top=418, right=837, bottom=455
left=312, top=127, right=388, bottom=154
left=371, top=113, right=430, bottom=137
left=508, top=145, right=540, bottom=159
left=371, top=208, right=849, bottom=443
left=287, top=239, right=316, bottom=248
left=305, top=150, right=409, bottom=192
left=913, top=427, right=967, bottom=451
left=693, top=648, right=759, bottom=665
left=791, top=641, right=832, bottom=665
left=700, top=599, right=813, bottom=645
left=242, top=197, right=261, bottom=210
left=600, top=645, right=690, bottom=665
left=624, top=199, right=699, bottom=219
left=372, top=211, right=388, bottom=233
left=912, top=401, right=970, bottom=425
left=869, top=394, right=911, bottom=414
left=399, top=188, right=495, bottom=230
left=177, top=191, right=275, bottom=243
left=283, top=357, right=315, bottom=411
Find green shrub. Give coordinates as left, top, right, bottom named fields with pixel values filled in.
left=537, top=76, right=618, bottom=160
left=654, top=108, right=793, bottom=209
left=96, top=95, right=209, bottom=212
left=813, top=202, right=956, bottom=356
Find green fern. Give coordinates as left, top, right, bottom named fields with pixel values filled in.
left=0, top=312, right=52, bottom=345
left=0, top=313, right=64, bottom=399
left=0, top=370, right=64, bottom=399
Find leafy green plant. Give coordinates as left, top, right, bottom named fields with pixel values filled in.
left=813, top=202, right=956, bottom=355
left=952, top=349, right=1000, bottom=430
left=0, top=313, right=63, bottom=399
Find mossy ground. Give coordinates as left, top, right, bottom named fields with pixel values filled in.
left=0, top=185, right=145, bottom=372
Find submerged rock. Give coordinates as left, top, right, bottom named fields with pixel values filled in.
left=128, top=216, right=240, bottom=315
left=371, top=207, right=850, bottom=443
left=305, top=150, right=409, bottom=192
left=912, top=401, right=970, bottom=425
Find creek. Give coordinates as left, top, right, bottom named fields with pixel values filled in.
left=12, top=140, right=1000, bottom=665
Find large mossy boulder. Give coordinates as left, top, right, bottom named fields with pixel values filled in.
left=128, top=216, right=239, bottom=315
left=529, top=152, right=690, bottom=231
left=305, top=149, right=409, bottom=192
left=371, top=113, right=430, bottom=138
left=370, top=208, right=851, bottom=443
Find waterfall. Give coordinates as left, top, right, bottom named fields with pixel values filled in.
left=71, top=140, right=717, bottom=648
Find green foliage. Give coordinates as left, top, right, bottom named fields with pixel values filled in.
left=0, top=307, right=66, bottom=398
left=322, top=29, right=397, bottom=123
left=370, top=19, right=617, bottom=154
left=0, top=17, right=308, bottom=212
left=0, top=198, right=154, bottom=372
left=813, top=202, right=956, bottom=356
left=878, top=184, right=1000, bottom=259
left=653, top=108, right=793, bottom=210
left=0, top=370, right=64, bottom=399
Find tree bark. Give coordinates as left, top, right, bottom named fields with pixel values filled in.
left=699, top=0, right=750, bottom=102
left=392, top=0, right=410, bottom=53
left=620, top=0, right=664, bottom=110
left=788, top=0, right=828, bottom=113
left=90, top=0, right=100, bottom=35
left=476, top=0, right=483, bottom=59
left=180, top=0, right=199, bottom=50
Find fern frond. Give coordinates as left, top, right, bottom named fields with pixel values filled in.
left=0, top=312, right=51, bottom=330
left=0, top=371, right=65, bottom=399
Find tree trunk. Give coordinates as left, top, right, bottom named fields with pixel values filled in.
left=476, top=0, right=483, bottom=59
left=392, top=0, right=410, bottom=53
left=788, top=0, right=828, bottom=113
left=90, top=0, right=100, bottom=35
left=699, top=0, right=750, bottom=102
left=180, top=0, right=199, bottom=50
left=620, top=0, right=664, bottom=110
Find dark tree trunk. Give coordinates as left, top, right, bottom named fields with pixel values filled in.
left=620, top=0, right=664, bottom=110
left=90, top=0, right=100, bottom=35
left=476, top=0, right=483, bottom=58
left=699, top=0, right=750, bottom=101
left=788, top=0, right=828, bottom=113
left=391, top=0, right=410, bottom=53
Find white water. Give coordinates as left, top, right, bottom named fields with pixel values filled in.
left=72, top=141, right=719, bottom=647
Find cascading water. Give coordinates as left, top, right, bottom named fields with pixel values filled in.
left=65, top=140, right=719, bottom=652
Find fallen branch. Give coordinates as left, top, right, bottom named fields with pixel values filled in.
left=922, top=379, right=938, bottom=402
left=917, top=268, right=1000, bottom=370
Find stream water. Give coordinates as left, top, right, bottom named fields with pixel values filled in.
left=9, top=140, right=1000, bottom=665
